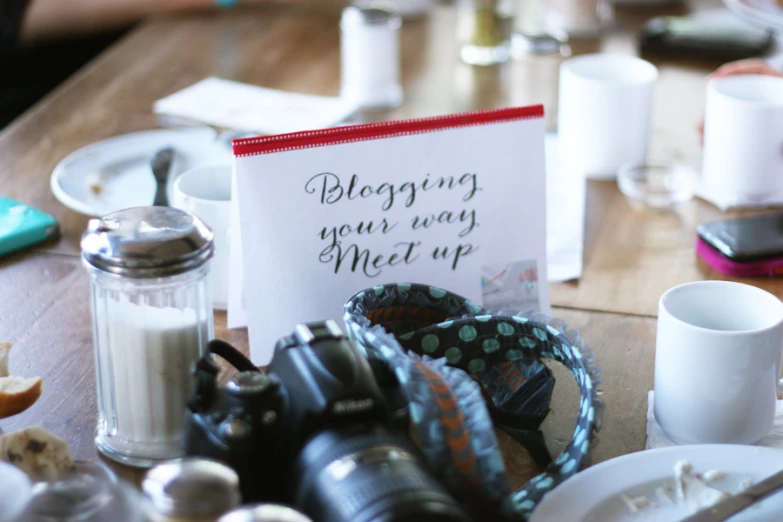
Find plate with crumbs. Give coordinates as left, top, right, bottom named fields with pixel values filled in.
left=51, top=127, right=230, bottom=217
left=529, top=445, right=783, bottom=521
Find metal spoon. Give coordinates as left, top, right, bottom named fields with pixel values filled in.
left=150, top=147, right=175, bottom=206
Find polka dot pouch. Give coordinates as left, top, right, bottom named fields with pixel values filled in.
left=344, top=283, right=604, bottom=521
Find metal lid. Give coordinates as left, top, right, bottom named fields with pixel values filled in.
left=341, top=3, right=401, bottom=29
left=142, top=458, right=241, bottom=518
left=218, top=505, right=314, bottom=522
left=81, top=206, right=214, bottom=278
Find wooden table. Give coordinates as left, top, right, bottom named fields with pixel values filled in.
left=0, top=0, right=765, bottom=498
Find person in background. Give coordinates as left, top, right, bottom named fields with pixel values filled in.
left=0, top=0, right=346, bottom=128
left=698, top=58, right=783, bottom=142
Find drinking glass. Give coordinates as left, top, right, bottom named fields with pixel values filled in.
left=511, top=0, right=565, bottom=56
left=17, top=461, right=145, bottom=522
left=457, top=0, right=514, bottom=65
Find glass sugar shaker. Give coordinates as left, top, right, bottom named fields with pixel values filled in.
left=143, top=459, right=241, bottom=522
left=341, top=4, right=404, bottom=110
left=81, top=206, right=215, bottom=468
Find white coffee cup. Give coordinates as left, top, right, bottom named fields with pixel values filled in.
left=172, top=164, right=232, bottom=311
left=557, top=53, right=658, bottom=179
left=654, top=281, right=783, bottom=445
left=702, top=75, right=783, bottom=202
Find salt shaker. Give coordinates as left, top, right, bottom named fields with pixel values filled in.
left=143, top=459, right=241, bottom=522
left=341, top=4, right=403, bottom=110
left=81, top=206, right=215, bottom=467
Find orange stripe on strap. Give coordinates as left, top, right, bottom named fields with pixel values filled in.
left=446, top=429, right=471, bottom=452
left=453, top=453, right=477, bottom=474
left=441, top=412, right=465, bottom=430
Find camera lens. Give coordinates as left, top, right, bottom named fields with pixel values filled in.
left=294, top=426, right=471, bottom=522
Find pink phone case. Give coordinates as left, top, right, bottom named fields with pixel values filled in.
left=696, top=237, right=783, bottom=278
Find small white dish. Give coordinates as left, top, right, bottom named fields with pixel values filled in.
left=617, top=163, right=695, bottom=211
left=51, top=128, right=231, bottom=217
left=529, top=445, right=783, bottom=522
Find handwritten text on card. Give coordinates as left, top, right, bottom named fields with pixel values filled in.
left=306, top=172, right=482, bottom=277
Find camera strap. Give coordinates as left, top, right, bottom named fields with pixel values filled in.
left=344, top=283, right=604, bottom=521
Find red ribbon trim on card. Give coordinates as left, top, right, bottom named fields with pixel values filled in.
left=232, top=105, right=544, bottom=157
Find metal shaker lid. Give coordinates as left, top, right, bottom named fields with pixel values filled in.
left=142, top=458, right=241, bottom=519
left=341, top=3, right=402, bottom=29
left=218, top=504, right=314, bottom=522
left=81, top=206, right=214, bottom=278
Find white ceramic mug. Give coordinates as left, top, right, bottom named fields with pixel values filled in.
left=172, top=164, right=232, bottom=311
left=702, top=75, right=783, bottom=202
left=557, top=53, right=658, bottom=179
left=654, top=281, right=783, bottom=445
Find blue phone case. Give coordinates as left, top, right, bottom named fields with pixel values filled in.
left=0, top=198, right=59, bottom=256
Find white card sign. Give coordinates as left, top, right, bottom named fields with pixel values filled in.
left=232, top=106, right=549, bottom=364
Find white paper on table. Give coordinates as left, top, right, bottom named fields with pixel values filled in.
left=231, top=107, right=550, bottom=363
left=546, top=134, right=585, bottom=282
left=647, top=390, right=783, bottom=449
left=154, top=77, right=359, bottom=135
left=695, top=183, right=783, bottom=211
left=227, top=162, right=248, bottom=329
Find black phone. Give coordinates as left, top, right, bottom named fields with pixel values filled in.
left=639, top=16, right=774, bottom=62
left=697, top=213, right=783, bottom=261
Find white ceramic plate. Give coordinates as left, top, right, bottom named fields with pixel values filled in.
left=0, top=461, right=32, bottom=522
left=529, top=445, right=783, bottom=522
left=724, top=0, right=783, bottom=32
left=51, top=127, right=232, bottom=217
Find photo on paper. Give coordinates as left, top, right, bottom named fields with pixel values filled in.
left=481, top=260, right=540, bottom=312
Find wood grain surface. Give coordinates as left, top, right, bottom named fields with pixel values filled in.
left=0, top=0, right=768, bottom=506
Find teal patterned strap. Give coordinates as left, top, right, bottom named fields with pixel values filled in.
left=344, top=283, right=604, bottom=520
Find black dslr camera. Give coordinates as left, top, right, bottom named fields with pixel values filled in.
left=183, top=320, right=470, bottom=522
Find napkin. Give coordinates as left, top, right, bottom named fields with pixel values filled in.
left=646, top=390, right=783, bottom=449
left=153, top=77, right=359, bottom=135
left=695, top=183, right=783, bottom=212
left=545, top=133, right=585, bottom=282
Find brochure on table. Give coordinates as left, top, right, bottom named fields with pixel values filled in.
left=230, top=106, right=550, bottom=364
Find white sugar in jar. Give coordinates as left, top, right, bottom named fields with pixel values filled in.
left=341, top=5, right=404, bottom=110
left=82, top=207, right=214, bottom=467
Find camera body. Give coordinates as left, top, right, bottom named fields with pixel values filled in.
left=183, top=321, right=469, bottom=522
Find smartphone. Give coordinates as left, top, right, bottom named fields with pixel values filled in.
left=697, top=213, right=783, bottom=262
left=639, top=16, right=774, bottom=62
left=0, top=198, right=59, bottom=257
left=696, top=237, right=783, bottom=277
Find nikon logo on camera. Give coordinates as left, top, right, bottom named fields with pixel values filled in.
left=332, top=398, right=374, bottom=414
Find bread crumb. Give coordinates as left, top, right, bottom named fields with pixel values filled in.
left=621, top=493, right=654, bottom=513
left=703, top=470, right=726, bottom=482
left=656, top=486, right=673, bottom=504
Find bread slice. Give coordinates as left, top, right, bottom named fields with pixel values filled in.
left=0, top=342, right=43, bottom=419
left=0, top=426, right=74, bottom=480
left=0, top=341, right=11, bottom=377
left=0, top=376, right=43, bottom=419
